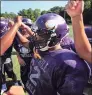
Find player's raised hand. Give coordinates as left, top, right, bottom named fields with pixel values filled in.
left=65, top=0, right=84, bottom=18
left=21, top=22, right=28, bottom=29
left=14, top=16, right=23, bottom=27
left=8, top=20, right=14, bottom=27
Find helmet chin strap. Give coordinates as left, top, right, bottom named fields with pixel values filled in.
left=40, top=46, right=49, bottom=51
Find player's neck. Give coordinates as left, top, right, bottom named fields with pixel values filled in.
left=48, top=44, right=62, bottom=51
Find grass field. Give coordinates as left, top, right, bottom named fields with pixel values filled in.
left=12, top=55, right=20, bottom=80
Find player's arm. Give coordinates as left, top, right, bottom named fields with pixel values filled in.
left=16, top=31, right=30, bottom=48
left=21, top=23, right=34, bottom=36
left=16, top=51, right=25, bottom=65
left=16, top=23, right=34, bottom=48
left=65, top=0, right=92, bottom=63
left=71, top=15, right=91, bottom=63
left=0, top=16, right=22, bottom=56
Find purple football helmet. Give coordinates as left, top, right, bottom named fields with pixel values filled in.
left=33, top=13, right=69, bottom=50
left=22, top=18, right=32, bottom=26
left=85, top=26, right=92, bottom=44
left=19, top=18, right=33, bottom=33
left=0, top=19, right=9, bottom=37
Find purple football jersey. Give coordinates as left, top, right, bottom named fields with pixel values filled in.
left=60, top=36, right=76, bottom=52
left=14, top=36, right=33, bottom=85
left=25, top=49, right=89, bottom=95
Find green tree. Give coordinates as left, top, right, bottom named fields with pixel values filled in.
left=84, top=0, right=91, bottom=9
left=1, top=12, right=16, bottom=19
left=27, top=8, right=35, bottom=21
left=91, top=0, right=92, bottom=9
left=41, top=10, right=47, bottom=15
left=83, top=0, right=92, bottom=24
left=18, top=8, right=35, bottom=21
left=18, top=9, right=29, bottom=17
left=33, top=9, right=41, bottom=20
left=49, top=6, right=61, bottom=14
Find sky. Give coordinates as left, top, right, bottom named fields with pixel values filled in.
left=1, top=1, right=68, bottom=14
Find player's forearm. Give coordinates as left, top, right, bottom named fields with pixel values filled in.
left=17, top=31, right=29, bottom=48
left=0, top=23, right=20, bottom=56
left=25, top=25, right=34, bottom=36
left=16, top=53, right=24, bottom=65
left=71, top=14, right=92, bottom=63
left=17, top=31, right=29, bottom=43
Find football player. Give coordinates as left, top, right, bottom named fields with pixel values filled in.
left=14, top=18, right=34, bottom=85
left=0, top=16, right=22, bottom=56
left=82, top=26, right=92, bottom=95
left=3, top=13, right=90, bottom=95
left=20, top=13, right=89, bottom=95
left=65, top=0, right=92, bottom=63
left=0, top=18, right=17, bottom=94
left=85, top=26, right=92, bottom=79
left=0, top=17, right=27, bottom=95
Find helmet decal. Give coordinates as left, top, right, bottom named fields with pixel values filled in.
left=45, top=20, right=57, bottom=30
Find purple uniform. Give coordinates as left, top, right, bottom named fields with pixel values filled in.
left=0, top=19, right=15, bottom=79
left=85, top=26, right=92, bottom=45
left=60, top=36, right=76, bottom=52
left=14, top=36, right=33, bottom=85
left=0, top=18, right=9, bottom=90
left=0, top=45, right=17, bottom=82
left=13, top=17, right=33, bottom=85
left=84, top=26, right=92, bottom=85
left=25, top=49, right=89, bottom=95
left=0, top=19, right=17, bottom=92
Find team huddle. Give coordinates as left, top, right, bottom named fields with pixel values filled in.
left=0, top=0, right=92, bottom=95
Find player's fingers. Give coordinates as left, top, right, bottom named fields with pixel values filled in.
left=65, top=1, right=75, bottom=10
left=16, top=16, right=22, bottom=23
left=70, top=0, right=77, bottom=6
left=69, top=0, right=76, bottom=9
left=76, top=0, right=80, bottom=4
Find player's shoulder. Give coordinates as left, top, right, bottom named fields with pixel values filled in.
left=53, top=49, right=89, bottom=69
left=57, top=49, right=84, bottom=63
left=52, top=49, right=76, bottom=58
